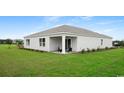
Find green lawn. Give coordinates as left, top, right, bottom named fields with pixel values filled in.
left=0, top=44, right=124, bottom=77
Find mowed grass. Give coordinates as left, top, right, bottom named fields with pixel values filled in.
left=0, top=44, right=124, bottom=77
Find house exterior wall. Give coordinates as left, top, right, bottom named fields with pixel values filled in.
left=66, top=37, right=77, bottom=51
left=24, top=35, right=112, bottom=52
left=71, top=37, right=77, bottom=51
left=49, top=37, right=62, bottom=51
left=77, top=36, right=112, bottom=51
left=24, top=36, right=50, bottom=51
left=49, top=36, right=77, bottom=52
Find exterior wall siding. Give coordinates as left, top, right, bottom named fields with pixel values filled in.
left=24, top=35, right=112, bottom=52
left=49, top=37, right=62, bottom=51
left=24, top=36, right=50, bottom=51
left=71, top=37, right=77, bottom=51
left=77, top=36, right=112, bottom=51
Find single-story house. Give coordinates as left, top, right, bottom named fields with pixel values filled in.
left=24, top=25, right=112, bottom=54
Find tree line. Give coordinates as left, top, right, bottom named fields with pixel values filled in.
left=0, top=39, right=24, bottom=49
left=0, top=39, right=23, bottom=45
left=113, top=40, right=124, bottom=47
left=0, top=39, right=124, bottom=47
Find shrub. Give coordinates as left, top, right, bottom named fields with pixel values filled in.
left=110, top=47, right=116, bottom=49
left=17, top=44, right=24, bottom=49
left=91, top=49, right=96, bottom=52
left=87, top=48, right=90, bottom=52
left=105, top=47, right=109, bottom=50
left=81, top=49, right=85, bottom=53
left=16, top=40, right=24, bottom=49
left=97, top=47, right=101, bottom=51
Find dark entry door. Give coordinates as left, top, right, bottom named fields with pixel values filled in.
left=65, top=39, right=71, bottom=51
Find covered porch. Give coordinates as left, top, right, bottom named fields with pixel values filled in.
left=49, top=36, right=77, bottom=54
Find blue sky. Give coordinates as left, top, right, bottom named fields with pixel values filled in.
left=0, top=16, right=124, bottom=40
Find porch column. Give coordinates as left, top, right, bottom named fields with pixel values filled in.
left=62, top=35, right=65, bottom=54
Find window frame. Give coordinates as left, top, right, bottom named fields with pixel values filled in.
left=26, top=39, right=30, bottom=46
left=101, top=39, right=103, bottom=45
left=39, top=38, right=45, bottom=47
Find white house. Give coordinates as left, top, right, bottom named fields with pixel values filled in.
left=24, top=25, right=112, bottom=54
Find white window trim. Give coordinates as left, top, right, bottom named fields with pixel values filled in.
left=26, top=39, right=30, bottom=46
left=39, top=38, right=45, bottom=47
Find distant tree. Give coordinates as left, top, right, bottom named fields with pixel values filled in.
left=0, top=40, right=2, bottom=44
left=0, top=39, right=5, bottom=44
left=16, top=40, right=24, bottom=48
left=113, top=40, right=120, bottom=47
left=6, top=39, right=12, bottom=44
left=6, top=39, right=13, bottom=48
left=113, top=40, right=124, bottom=47
left=120, top=40, right=124, bottom=47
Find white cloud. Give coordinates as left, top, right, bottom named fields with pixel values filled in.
left=43, top=16, right=63, bottom=22
left=95, top=28, right=115, bottom=34
left=80, top=16, right=94, bottom=21
left=101, top=29, right=114, bottom=33
left=35, top=16, right=63, bottom=31
left=1, top=34, right=25, bottom=39
left=96, top=20, right=123, bottom=25
left=94, top=28, right=121, bottom=40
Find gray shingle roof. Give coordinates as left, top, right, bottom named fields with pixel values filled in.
left=25, top=25, right=112, bottom=39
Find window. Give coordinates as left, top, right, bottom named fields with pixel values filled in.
left=39, top=38, right=45, bottom=47
left=26, top=39, right=30, bottom=46
left=101, top=39, right=103, bottom=45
